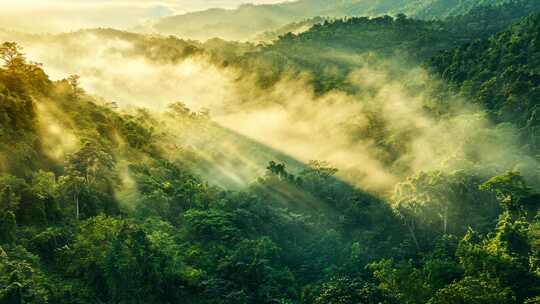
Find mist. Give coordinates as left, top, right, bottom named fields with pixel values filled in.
left=0, top=0, right=288, bottom=33
left=4, top=30, right=535, bottom=194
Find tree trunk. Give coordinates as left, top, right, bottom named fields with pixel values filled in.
left=443, top=206, right=448, bottom=235
left=75, top=193, right=79, bottom=220
left=406, top=221, right=420, bottom=251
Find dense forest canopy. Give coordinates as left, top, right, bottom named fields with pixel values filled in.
left=1, top=1, right=540, bottom=304
left=143, top=0, right=535, bottom=41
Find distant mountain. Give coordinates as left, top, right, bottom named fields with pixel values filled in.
left=141, top=0, right=518, bottom=41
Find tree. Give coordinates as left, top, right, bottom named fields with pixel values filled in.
left=0, top=42, right=25, bottom=69
left=167, top=102, right=191, bottom=117
left=428, top=276, right=515, bottom=304
left=60, top=141, right=115, bottom=220
left=216, top=237, right=296, bottom=304
left=394, top=170, right=500, bottom=251
left=481, top=171, right=539, bottom=216
left=266, top=161, right=293, bottom=182
left=29, top=171, right=60, bottom=224
left=456, top=215, right=540, bottom=303
left=0, top=174, right=27, bottom=244
left=313, top=277, right=395, bottom=304
left=58, top=216, right=122, bottom=300
left=131, top=159, right=213, bottom=222
left=105, top=223, right=157, bottom=302
left=0, top=246, right=51, bottom=304
left=299, top=160, right=339, bottom=195
left=369, top=259, right=433, bottom=304
left=67, top=75, right=84, bottom=99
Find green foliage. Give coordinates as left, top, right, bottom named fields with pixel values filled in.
left=241, top=15, right=466, bottom=93
left=455, top=215, right=540, bottom=303
left=394, top=170, right=500, bottom=250
left=239, top=2, right=539, bottom=94
left=2, top=4, right=540, bottom=303
left=131, top=159, right=215, bottom=223
left=312, top=277, right=395, bottom=304
left=428, top=275, right=515, bottom=304
left=147, top=0, right=522, bottom=41
left=0, top=246, right=51, bottom=304
left=481, top=172, right=540, bottom=217
left=429, top=13, right=540, bottom=132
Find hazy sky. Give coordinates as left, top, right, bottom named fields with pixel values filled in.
left=0, top=0, right=288, bottom=32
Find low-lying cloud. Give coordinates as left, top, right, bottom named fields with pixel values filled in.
left=7, top=31, right=537, bottom=193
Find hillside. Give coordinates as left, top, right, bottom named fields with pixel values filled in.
left=0, top=28, right=254, bottom=66
left=2, top=2, right=540, bottom=304
left=429, top=13, right=540, bottom=131
left=237, top=1, right=539, bottom=93
left=0, top=39, right=406, bottom=304
left=3, top=1, right=536, bottom=97
left=240, top=15, right=463, bottom=92
left=2, top=31, right=539, bottom=304
left=143, top=0, right=517, bottom=41
left=254, top=16, right=328, bottom=42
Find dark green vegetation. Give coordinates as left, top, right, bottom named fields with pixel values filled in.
left=143, top=0, right=534, bottom=41
left=2, top=3, right=540, bottom=304
left=430, top=13, right=540, bottom=131
left=240, top=0, right=540, bottom=93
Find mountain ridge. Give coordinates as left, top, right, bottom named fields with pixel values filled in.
left=141, top=0, right=518, bottom=40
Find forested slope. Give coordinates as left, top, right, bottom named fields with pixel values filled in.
left=0, top=28, right=254, bottom=67
left=144, top=0, right=529, bottom=40
left=241, top=15, right=461, bottom=92
left=1, top=4, right=540, bottom=304
left=2, top=40, right=538, bottom=303
left=429, top=13, right=540, bottom=141
left=239, top=0, right=540, bottom=93
left=0, top=43, right=405, bottom=303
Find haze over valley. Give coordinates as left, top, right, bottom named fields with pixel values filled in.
left=1, top=1, right=540, bottom=303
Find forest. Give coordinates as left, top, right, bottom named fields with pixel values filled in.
left=144, top=0, right=532, bottom=40
left=1, top=0, right=540, bottom=304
